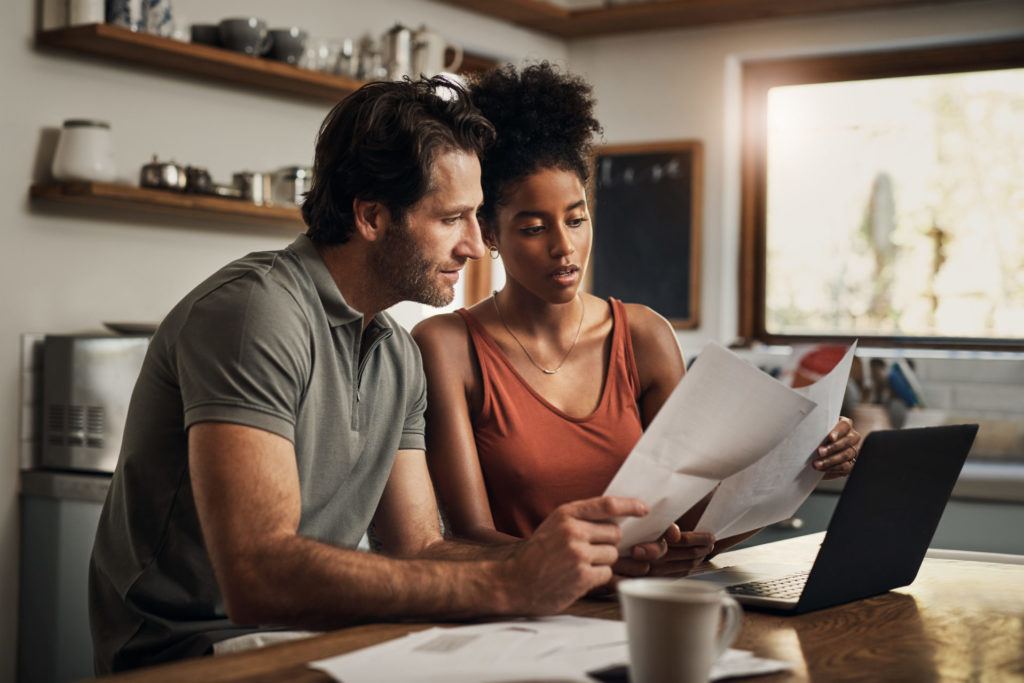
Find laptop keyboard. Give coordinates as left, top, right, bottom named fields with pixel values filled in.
left=727, top=570, right=810, bottom=600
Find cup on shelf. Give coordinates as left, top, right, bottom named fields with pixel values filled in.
left=233, top=171, right=272, bottom=205
left=68, top=0, right=105, bottom=26
left=189, top=23, right=220, bottom=46
left=618, top=578, right=743, bottom=683
left=51, top=119, right=117, bottom=183
left=271, top=166, right=313, bottom=206
left=267, top=27, right=307, bottom=65
left=218, top=17, right=272, bottom=57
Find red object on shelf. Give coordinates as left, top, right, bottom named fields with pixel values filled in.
left=792, top=345, right=848, bottom=388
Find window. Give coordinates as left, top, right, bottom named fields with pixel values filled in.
left=740, top=38, right=1024, bottom=350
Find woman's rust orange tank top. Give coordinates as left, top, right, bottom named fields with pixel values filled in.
left=455, top=298, right=644, bottom=538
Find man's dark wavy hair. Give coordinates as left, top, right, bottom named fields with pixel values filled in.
left=302, top=77, right=496, bottom=245
left=468, top=62, right=602, bottom=232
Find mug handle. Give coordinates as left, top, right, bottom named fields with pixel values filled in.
left=714, top=595, right=744, bottom=660
left=444, top=44, right=463, bottom=73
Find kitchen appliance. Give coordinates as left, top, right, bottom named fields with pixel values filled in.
left=51, top=119, right=117, bottom=183
left=412, top=25, right=462, bottom=77
left=140, top=155, right=186, bottom=190
left=272, top=166, right=313, bottom=206
left=382, top=23, right=413, bottom=81
left=19, top=470, right=110, bottom=683
left=42, top=335, right=149, bottom=474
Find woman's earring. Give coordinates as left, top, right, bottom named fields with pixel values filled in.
left=489, top=246, right=500, bottom=260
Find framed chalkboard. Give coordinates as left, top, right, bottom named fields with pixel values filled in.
left=590, top=141, right=702, bottom=329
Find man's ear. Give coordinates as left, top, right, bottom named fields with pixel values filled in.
left=352, top=198, right=387, bottom=243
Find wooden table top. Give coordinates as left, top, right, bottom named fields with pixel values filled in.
left=96, top=533, right=1024, bottom=682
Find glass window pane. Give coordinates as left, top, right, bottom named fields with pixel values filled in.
left=764, top=68, right=1024, bottom=340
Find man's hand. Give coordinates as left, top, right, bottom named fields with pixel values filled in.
left=814, top=416, right=862, bottom=480
left=502, top=496, right=648, bottom=614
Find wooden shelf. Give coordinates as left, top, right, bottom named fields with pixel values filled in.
left=36, top=23, right=366, bottom=103
left=36, top=24, right=502, bottom=102
left=30, top=181, right=303, bottom=230
left=436, top=0, right=975, bottom=37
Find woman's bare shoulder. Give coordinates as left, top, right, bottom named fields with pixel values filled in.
left=411, top=312, right=472, bottom=364
left=621, top=302, right=676, bottom=345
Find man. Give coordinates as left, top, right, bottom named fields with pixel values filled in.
left=89, top=77, right=658, bottom=673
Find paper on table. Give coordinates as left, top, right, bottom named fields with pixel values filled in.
left=604, top=342, right=817, bottom=550
left=308, top=616, right=791, bottom=683
left=695, top=343, right=857, bottom=538
left=308, top=624, right=583, bottom=683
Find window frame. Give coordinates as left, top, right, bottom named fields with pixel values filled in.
left=739, top=37, right=1024, bottom=351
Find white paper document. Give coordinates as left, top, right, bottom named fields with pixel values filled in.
left=695, top=343, right=857, bottom=538
left=603, top=342, right=817, bottom=550
left=308, top=616, right=791, bottom=682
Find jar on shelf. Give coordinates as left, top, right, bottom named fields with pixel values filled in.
left=51, top=119, right=117, bottom=183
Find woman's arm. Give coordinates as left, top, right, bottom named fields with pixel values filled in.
left=624, top=305, right=717, bottom=575
left=412, top=314, right=519, bottom=545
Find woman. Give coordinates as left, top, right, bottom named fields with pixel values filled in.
left=412, top=63, right=860, bottom=578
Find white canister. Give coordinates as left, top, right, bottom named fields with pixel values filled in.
left=51, top=119, right=117, bottom=183
left=67, top=0, right=105, bottom=26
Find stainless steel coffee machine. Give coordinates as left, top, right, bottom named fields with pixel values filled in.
left=41, top=334, right=149, bottom=473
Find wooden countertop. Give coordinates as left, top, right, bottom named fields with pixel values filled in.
left=93, top=533, right=1024, bottom=682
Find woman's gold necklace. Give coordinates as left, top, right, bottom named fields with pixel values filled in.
left=492, top=290, right=585, bottom=375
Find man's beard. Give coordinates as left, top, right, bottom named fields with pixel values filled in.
left=370, top=218, right=457, bottom=308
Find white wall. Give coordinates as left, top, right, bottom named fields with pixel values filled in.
left=567, top=0, right=1024, bottom=354
left=0, top=2, right=565, bottom=679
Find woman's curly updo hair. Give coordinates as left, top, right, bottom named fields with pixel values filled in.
left=469, top=62, right=602, bottom=233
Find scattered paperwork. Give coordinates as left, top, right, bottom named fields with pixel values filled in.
left=308, top=616, right=790, bottom=682
left=603, top=342, right=817, bottom=550
left=696, top=343, right=858, bottom=538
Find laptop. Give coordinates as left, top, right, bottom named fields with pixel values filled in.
left=687, top=424, right=978, bottom=614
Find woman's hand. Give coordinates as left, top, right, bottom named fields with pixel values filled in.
left=648, top=530, right=715, bottom=577
left=611, top=525, right=716, bottom=580
left=608, top=530, right=673, bottom=580
left=814, top=416, right=862, bottom=480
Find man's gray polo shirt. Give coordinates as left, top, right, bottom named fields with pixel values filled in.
left=89, top=234, right=426, bottom=673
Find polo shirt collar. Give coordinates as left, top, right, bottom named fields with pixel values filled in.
left=289, top=234, right=362, bottom=327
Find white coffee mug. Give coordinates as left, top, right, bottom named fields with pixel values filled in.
left=619, top=578, right=743, bottom=683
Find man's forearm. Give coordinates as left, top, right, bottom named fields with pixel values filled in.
left=225, top=534, right=518, bottom=628
left=415, top=534, right=520, bottom=561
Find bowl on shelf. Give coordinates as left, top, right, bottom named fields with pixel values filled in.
left=267, top=27, right=307, bottom=65
left=218, top=17, right=272, bottom=56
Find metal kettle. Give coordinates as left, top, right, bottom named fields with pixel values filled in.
left=381, top=23, right=413, bottom=81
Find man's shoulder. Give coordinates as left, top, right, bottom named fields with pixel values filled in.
left=201, top=246, right=310, bottom=308
left=157, top=245, right=315, bottom=350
